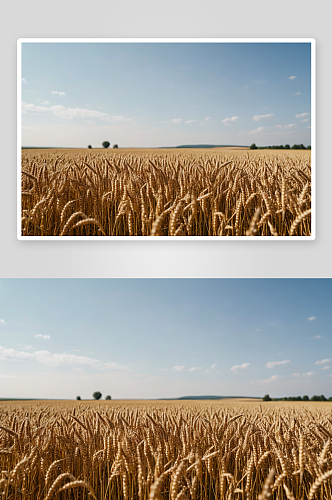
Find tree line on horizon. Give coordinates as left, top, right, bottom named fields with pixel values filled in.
left=250, top=143, right=311, bottom=150
left=263, top=394, right=331, bottom=401
left=75, top=393, right=332, bottom=402
left=87, top=143, right=311, bottom=150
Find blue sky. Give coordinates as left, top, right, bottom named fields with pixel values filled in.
left=0, top=279, right=330, bottom=400
left=21, top=41, right=312, bottom=148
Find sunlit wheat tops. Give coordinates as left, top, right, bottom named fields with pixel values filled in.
left=0, top=401, right=331, bottom=499
left=21, top=149, right=311, bottom=236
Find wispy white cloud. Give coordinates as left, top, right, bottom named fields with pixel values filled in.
left=230, top=363, right=250, bottom=374
left=188, top=367, right=202, bottom=372
left=35, top=334, right=51, bottom=339
left=173, top=365, right=185, bottom=371
left=293, top=92, right=302, bottom=96
left=253, top=114, right=274, bottom=121
left=307, top=316, right=316, bottom=321
left=289, top=76, right=296, bottom=80
left=0, top=319, right=7, bottom=326
left=284, top=124, right=295, bottom=129
left=239, top=127, right=266, bottom=135
left=52, top=91, right=65, bottom=95
left=250, top=375, right=281, bottom=385
left=22, top=78, right=27, bottom=84
left=53, top=106, right=107, bottom=120
left=222, top=116, right=238, bottom=125
left=172, top=118, right=182, bottom=124
left=313, top=335, right=322, bottom=339
left=266, top=360, right=290, bottom=369
left=302, top=119, right=309, bottom=122
left=204, top=363, right=218, bottom=374
left=295, top=113, right=309, bottom=118
left=0, top=345, right=128, bottom=371
left=185, top=120, right=197, bottom=124
left=22, top=102, right=133, bottom=123
left=111, top=115, right=133, bottom=123
left=322, top=366, right=331, bottom=370
left=315, top=359, right=330, bottom=366
left=292, top=372, right=315, bottom=378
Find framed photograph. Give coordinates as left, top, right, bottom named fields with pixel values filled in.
left=18, top=39, right=315, bottom=239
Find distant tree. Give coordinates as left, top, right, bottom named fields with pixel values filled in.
left=102, top=141, right=110, bottom=149
left=303, top=395, right=309, bottom=401
left=113, top=144, right=118, bottom=149
left=263, top=394, right=271, bottom=401
left=250, top=143, right=257, bottom=150
left=93, top=391, right=102, bottom=400
left=311, top=395, right=321, bottom=401
left=105, top=395, right=112, bottom=400
left=76, top=396, right=81, bottom=400
left=321, top=395, right=327, bottom=401
left=87, top=145, right=92, bottom=149
left=285, top=144, right=290, bottom=149
left=307, top=145, right=311, bottom=150
left=329, top=397, right=332, bottom=402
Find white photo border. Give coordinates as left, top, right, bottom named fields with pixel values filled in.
left=17, top=38, right=316, bottom=241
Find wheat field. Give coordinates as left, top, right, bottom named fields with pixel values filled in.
left=0, top=399, right=331, bottom=500
left=21, top=148, right=312, bottom=237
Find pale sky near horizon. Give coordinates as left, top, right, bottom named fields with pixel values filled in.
left=0, top=279, right=330, bottom=400
left=21, top=41, right=312, bottom=148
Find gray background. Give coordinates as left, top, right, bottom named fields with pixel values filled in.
left=2, top=0, right=330, bottom=278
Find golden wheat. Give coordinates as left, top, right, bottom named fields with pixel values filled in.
left=21, top=148, right=312, bottom=236
left=0, top=400, right=331, bottom=499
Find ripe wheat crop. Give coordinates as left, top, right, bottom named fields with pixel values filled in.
left=0, top=400, right=331, bottom=499
left=21, top=148, right=311, bottom=237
